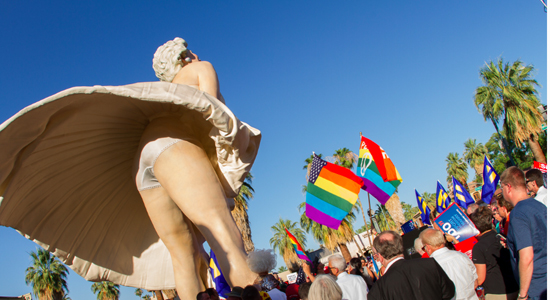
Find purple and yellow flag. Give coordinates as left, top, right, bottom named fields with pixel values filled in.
left=481, top=156, right=499, bottom=204
left=356, top=137, right=402, bottom=205
left=435, top=181, right=451, bottom=213
left=415, top=189, right=431, bottom=225
left=306, top=155, right=364, bottom=229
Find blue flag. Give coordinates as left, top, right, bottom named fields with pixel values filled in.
left=452, top=176, right=475, bottom=210
left=415, top=189, right=431, bottom=225
left=481, top=156, right=500, bottom=204
left=435, top=181, right=451, bottom=213
left=209, top=249, right=231, bottom=297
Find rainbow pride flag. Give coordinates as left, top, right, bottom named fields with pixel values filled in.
left=285, top=228, right=311, bottom=262
left=305, top=155, right=364, bottom=229
left=356, top=137, right=402, bottom=205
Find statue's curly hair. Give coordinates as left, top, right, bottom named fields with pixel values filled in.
left=152, top=37, right=192, bottom=82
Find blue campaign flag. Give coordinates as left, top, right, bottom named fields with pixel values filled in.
left=434, top=202, right=480, bottom=242
left=435, top=181, right=451, bottom=213
left=481, top=156, right=500, bottom=204
left=452, top=176, right=475, bottom=210
left=209, top=249, right=231, bottom=297
left=415, top=189, right=431, bottom=225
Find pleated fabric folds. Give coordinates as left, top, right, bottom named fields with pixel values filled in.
left=0, top=82, right=261, bottom=290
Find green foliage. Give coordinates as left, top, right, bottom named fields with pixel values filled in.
left=354, top=224, right=369, bottom=235
left=25, top=248, right=69, bottom=300
left=401, top=202, right=420, bottom=221
left=298, top=201, right=357, bottom=251
left=374, top=204, right=395, bottom=231
left=270, top=218, right=307, bottom=263
left=134, top=289, right=143, bottom=298
left=333, top=148, right=357, bottom=169
left=485, top=133, right=533, bottom=174
left=474, top=58, right=543, bottom=147
left=91, top=281, right=120, bottom=300
left=421, top=192, right=436, bottom=210
left=446, top=152, right=468, bottom=185
left=277, top=266, right=288, bottom=273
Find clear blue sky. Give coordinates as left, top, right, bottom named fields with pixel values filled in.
left=0, top=1, right=546, bottom=300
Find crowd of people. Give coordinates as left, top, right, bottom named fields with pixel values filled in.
left=196, top=166, right=546, bottom=300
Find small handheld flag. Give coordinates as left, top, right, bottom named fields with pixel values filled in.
left=435, top=181, right=451, bottom=213
left=481, top=156, right=500, bottom=204
left=452, top=176, right=475, bottom=210
left=356, top=137, right=402, bottom=205
left=285, top=228, right=311, bottom=262
left=415, top=189, right=431, bottom=225
left=306, top=155, right=364, bottom=229
left=209, top=249, right=231, bottom=297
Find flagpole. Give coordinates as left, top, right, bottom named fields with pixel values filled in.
left=359, top=131, right=375, bottom=254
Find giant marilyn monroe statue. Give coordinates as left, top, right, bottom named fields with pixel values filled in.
left=0, top=38, right=261, bottom=299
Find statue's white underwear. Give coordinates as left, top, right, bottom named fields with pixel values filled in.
left=136, top=137, right=183, bottom=191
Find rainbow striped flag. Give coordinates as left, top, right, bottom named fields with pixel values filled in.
left=356, top=137, right=402, bottom=205
left=305, top=155, right=364, bottom=229
left=285, top=228, right=311, bottom=262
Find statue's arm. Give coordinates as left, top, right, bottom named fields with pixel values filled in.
left=197, top=61, right=223, bottom=103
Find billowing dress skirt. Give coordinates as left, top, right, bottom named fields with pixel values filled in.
left=0, top=82, right=261, bottom=290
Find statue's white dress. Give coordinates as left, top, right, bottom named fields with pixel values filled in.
left=0, top=82, right=261, bottom=290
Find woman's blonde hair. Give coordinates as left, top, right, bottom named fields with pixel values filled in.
left=152, top=37, right=192, bottom=82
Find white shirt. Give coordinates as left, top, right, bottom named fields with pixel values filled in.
left=336, top=272, right=369, bottom=300
left=267, top=288, right=287, bottom=300
left=431, top=247, right=478, bottom=300
left=385, top=256, right=404, bottom=272
left=535, top=186, right=547, bottom=206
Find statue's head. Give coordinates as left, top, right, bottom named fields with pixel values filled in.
left=152, top=37, right=192, bottom=82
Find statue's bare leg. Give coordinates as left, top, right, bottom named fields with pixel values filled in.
left=139, top=186, right=205, bottom=299
left=154, top=140, right=258, bottom=288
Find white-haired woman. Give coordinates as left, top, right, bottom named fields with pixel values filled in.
left=308, top=275, right=343, bottom=300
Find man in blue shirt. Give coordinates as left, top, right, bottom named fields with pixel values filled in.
left=501, top=166, right=547, bottom=300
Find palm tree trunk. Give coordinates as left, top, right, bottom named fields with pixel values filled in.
left=357, top=197, right=374, bottom=251
left=528, top=134, right=547, bottom=163
left=489, top=113, right=516, bottom=166
left=385, top=193, right=406, bottom=228
left=338, top=243, right=352, bottom=263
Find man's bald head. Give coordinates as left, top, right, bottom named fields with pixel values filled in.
left=420, top=229, right=446, bottom=248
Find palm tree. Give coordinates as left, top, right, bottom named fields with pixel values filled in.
left=374, top=204, right=395, bottom=231
left=401, top=202, right=420, bottom=221
left=474, top=58, right=546, bottom=163
left=134, top=289, right=143, bottom=299
left=421, top=192, right=436, bottom=210
left=231, top=172, right=255, bottom=253
left=446, top=152, right=468, bottom=186
left=269, top=218, right=308, bottom=271
left=91, top=281, right=120, bottom=300
left=25, top=248, right=69, bottom=300
left=463, top=138, right=488, bottom=178
left=277, top=266, right=288, bottom=273
left=298, top=201, right=358, bottom=262
left=142, top=295, right=151, bottom=300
